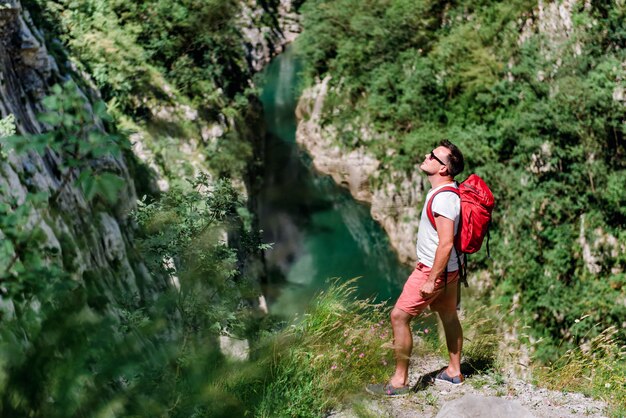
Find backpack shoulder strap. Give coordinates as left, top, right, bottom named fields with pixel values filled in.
left=426, top=186, right=460, bottom=230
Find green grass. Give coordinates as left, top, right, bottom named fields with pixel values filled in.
left=245, top=285, right=505, bottom=417
left=536, top=326, right=626, bottom=417
left=459, top=306, right=502, bottom=371
left=247, top=280, right=394, bottom=417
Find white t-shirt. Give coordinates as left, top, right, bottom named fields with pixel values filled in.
left=415, top=183, right=463, bottom=271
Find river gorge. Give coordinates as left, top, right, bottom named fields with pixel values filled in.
left=256, top=46, right=410, bottom=316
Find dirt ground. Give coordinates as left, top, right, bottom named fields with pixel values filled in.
left=329, top=352, right=609, bottom=418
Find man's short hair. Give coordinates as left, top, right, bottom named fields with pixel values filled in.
left=440, top=139, right=464, bottom=177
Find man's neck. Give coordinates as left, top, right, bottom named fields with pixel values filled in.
left=428, top=175, right=455, bottom=189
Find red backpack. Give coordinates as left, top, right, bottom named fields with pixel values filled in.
left=426, top=174, right=495, bottom=288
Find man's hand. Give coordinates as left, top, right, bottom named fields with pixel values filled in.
left=420, top=278, right=436, bottom=298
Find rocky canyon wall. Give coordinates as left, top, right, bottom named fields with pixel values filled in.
left=0, top=0, right=153, bottom=306
left=296, top=76, right=424, bottom=265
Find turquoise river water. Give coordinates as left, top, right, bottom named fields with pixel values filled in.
left=257, top=47, right=411, bottom=316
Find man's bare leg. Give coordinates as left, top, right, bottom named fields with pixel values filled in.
left=437, top=309, right=463, bottom=376
left=390, top=307, right=414, bottom=387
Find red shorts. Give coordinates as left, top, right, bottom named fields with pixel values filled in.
left=394, top=263, right=459, bottom=317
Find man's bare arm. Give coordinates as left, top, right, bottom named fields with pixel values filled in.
left=420, top=214, right=455, bottom=297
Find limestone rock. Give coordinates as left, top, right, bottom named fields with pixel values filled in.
left=0, top=0, right=148, bottom=295
left=240, top=0, right=301, bottom=72
left=296, top=77, right=379, bottom=202
left=435, top=394, right=535, bottom=418
left=219, top=336, right=250, bottom=361
left=296, top=77, right=423, bottom=264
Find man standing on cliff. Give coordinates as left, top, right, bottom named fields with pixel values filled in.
left=367, top=139, right=465, bottom=396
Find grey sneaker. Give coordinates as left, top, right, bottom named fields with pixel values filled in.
left=435, top=369, right=465, bottom=385
left=365, top=383, right=411, bottom=397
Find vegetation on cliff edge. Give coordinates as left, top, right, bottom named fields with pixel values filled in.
left=296, top=0, right=626, bottom=359
left=296, top=0, right=625, bottom=412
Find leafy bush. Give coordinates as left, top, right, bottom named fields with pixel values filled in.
left=134, top=173, right=265, bottom=336
left=0, top=170, right=264, bottom=416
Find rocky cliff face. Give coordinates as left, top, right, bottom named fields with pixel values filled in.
left=128, top=0, right=300, bottom=194
left=0, top=1, right=153, bottom=304
left=296, top=76, right=424, bottom=265
left=240, top=0, right=301, bottom=72
left=0, top=0, right=290, bottom=342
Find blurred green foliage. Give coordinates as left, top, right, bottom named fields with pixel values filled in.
left=0, top=171, right=397, bottom=415
left=1, top=0, right=279, bottom=415
left=134, top=174, right=263, bottom=336
left=296, top=0, right=626, bottom=361
left=0, top=166, right=267, bottom=416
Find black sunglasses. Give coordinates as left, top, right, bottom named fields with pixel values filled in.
left=429, top=151, right=447, bottom=166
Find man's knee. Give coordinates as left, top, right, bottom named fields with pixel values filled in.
left=390, top=307, right=412, bottom=327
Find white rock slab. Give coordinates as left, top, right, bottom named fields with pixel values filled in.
left=436, top=394, right=535, bottom=418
